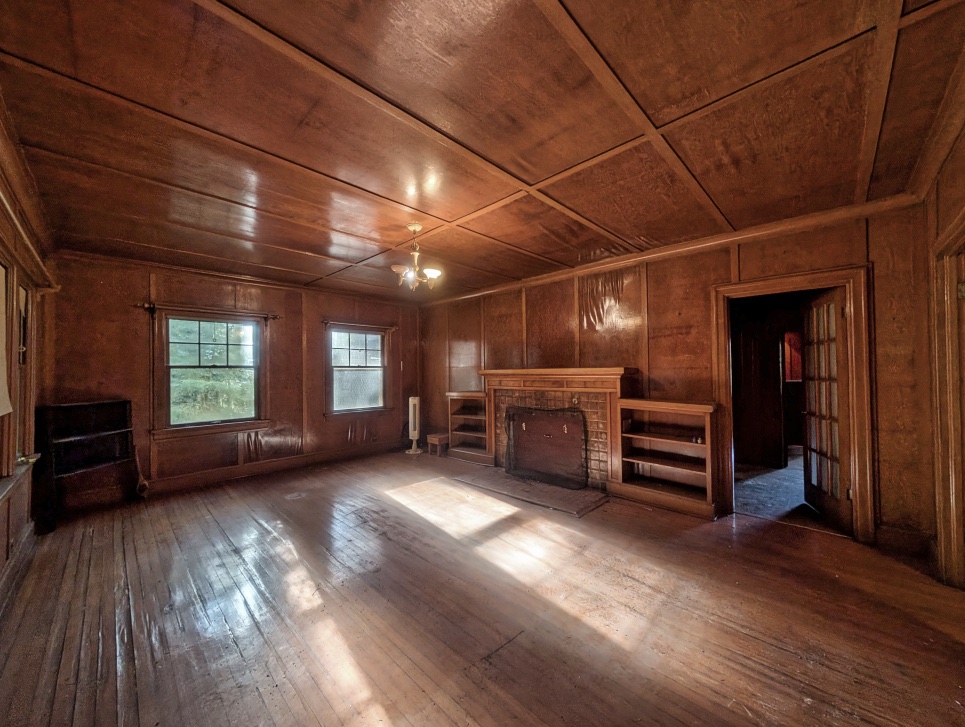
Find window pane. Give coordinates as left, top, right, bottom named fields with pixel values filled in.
left=349, top=347, right=367, bottom=366
left=349, top=332, right=366, bottom=349
left=228, top=344, right=254, bottom=366
left=366, top=350, right=382, bottom=366
left=332, top=331, right=349, bottom=348
left=169, top=319, right=199, bottom=343
left=170, top=368, right=255, bottom=424
left=228, top=323, right=254, bottom=345
left=366, top=333, right=381, bottom=351
left=200, top=321, right=227, bottom=344
left=200, top=343, right=227, bottom=366
left=333, top=369, right=383, bottom=410
left=170, top=343, right=199, bottom=366
left=332, top=348, right=349, bottom=366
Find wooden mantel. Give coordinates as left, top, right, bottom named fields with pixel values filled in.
left=479, top=368, right=640, bottom=482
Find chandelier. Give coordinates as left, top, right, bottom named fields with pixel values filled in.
left=391, top=223, right=442, bottom=290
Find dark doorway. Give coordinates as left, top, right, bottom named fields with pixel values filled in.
left=729, top=289, right=849, bottom=534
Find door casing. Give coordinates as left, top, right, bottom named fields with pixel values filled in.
left=712, top=267, right=875, bottom=543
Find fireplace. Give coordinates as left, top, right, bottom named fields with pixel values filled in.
left=479, top=368, right=639, bottom=490
left=505, top=407, right=587, bottom=489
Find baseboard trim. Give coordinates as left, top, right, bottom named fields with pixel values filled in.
left=147, top=441, right=400, bottom=495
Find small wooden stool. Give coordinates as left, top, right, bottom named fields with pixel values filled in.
left=426, top=433, right=449, bottom=456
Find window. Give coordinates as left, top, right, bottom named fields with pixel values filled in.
left=330, top=328, right=385, bottom=411
left=164, top=315, right=261, bottom=426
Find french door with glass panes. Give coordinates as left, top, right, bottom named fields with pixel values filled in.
left=803, top=287, right=853, bottom=535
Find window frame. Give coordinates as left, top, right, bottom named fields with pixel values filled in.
left=325, top=322, right=391, bottom=415
left=153, top=308, right=269, bottom=432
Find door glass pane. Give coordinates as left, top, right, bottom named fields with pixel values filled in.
left=827, top=304, right=836, bottom=338
left=829, top=341, right=837, bottom=378
left=830, top=382, right=838, bottom=417
left=831, top=421, right=839, bottom=457
left=818, top=307, right=826, bottom=338
left=807, top=381, right=816, bottom=411
left=818, top=344, right=827, bottom=377
left=831, top=461, right=840, bottom=497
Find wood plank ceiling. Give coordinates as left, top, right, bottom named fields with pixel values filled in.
left=0, top=0, right=963, bottom=300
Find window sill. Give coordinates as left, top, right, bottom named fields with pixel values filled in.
left=151, top=419, right=271, bottom=440
left=324, top=407, right=395, bottom=418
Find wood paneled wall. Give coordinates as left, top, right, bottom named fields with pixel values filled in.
left=39, top=255, right=419, bottom=492
left=421, top=206, right=937, bottom=555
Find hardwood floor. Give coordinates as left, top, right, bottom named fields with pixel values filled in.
left=1, top=452, right=963, bottom=726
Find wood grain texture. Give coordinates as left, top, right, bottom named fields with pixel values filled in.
left=869, top=205, right=937, bottom=538
left=420, top=304, right=450, bottom=434
left=0, top=58, right=444, bottom=245
left=542, top=141, right=729, bottom=246
left=647, top=249, right=731, bottom=402
left=448, top=298, right=483, bottom=393
left=738, top=219, right=868, bottom=280
left=870, top=2, right=965, bottom=199
left=667, top=36, right=875, bottom=229
left=0, top=0, right=517, bottom=220
left=561, top=0, right=874, bottom=126
left=416, top=228, right=565, bottom=280
left=936, top=110, right=965, bottom=238
left=578, top=266, right=645, bottom=370
left=225, top=0, right=645, bottom=183
left=482, top=290, right=525, bottom=371
left=1, top=453, right=963, bottom=726
left=461, top=195, right=634, bottom=267
left=525, top=279, right=578, bottom=369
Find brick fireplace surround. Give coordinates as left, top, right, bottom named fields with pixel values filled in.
left=478, top=368, right=639, bottom=490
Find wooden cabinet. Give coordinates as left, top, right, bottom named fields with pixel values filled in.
left=608, top=399, right=720, bottom=519
left=35, top=400, right=141, bottom=530
left=446, top=392, right=494, bottom=465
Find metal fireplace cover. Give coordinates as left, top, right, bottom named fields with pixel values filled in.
left=504, top=406, right=588, bottom=490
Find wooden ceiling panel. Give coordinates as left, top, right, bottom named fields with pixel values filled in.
left=60, top=237, right=322, bottom=287
left=326, top=249, right=506, bottom=299
left=541, top=141, right=729, bottom=246
left=0, top=0, right=517, bottom=220
left=0, top=59, right=444, bottom=245
left=56, top=212, right=349, bottom=281
left=224, top=0, right=645, bottom=183
left=903, top=0, right=939, bottom=13
left=415, top=228, right=564, bottom=280
left=561, top=0, right=873, bottom=126
left=26, top=151, right=389, bottom=264
left=460, top=195, right=637, bottom=267
left=869, top=3, right=965, bottom=199
left=666, top=36, right=875, bottom=229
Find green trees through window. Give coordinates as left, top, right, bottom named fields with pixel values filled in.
left=168, top=318, right=258, bottom=424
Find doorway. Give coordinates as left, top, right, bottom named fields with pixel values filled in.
left=729, top=289, right=846, bottom=534
left=713, top=268, right=875, bottom=543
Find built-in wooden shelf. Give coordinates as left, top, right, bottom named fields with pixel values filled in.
left=609, top=398, right=719, bottom=519
left=446, top=392, right=494, bottom=465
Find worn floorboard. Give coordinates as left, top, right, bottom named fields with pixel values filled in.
left=0, top=452, right=963, bottom=726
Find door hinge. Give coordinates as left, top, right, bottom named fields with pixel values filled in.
left=958, top=281, right=965, bottom=300
left=847, top=488, right=853, bottom=501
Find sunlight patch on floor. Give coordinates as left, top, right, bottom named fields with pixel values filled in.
left=385, top=477, right=519, bottom=539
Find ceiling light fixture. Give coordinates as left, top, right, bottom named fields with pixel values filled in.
left=391, top=223, right=442, bottom=290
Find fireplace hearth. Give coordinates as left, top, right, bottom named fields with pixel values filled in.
left=505, top=407, right=587, bottom=489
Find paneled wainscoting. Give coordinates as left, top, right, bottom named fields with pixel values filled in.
left=0, top=452, right=962, bottom=726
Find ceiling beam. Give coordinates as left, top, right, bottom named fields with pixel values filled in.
left=854, top=1, right=903, bottom=203
left=899, top=0, right=965, bottom=28
left=528, top=0, right=733, bottom=230
left=908, top=26, right=965, bottom=198
left=0, top=53, right=450, bottom=233
left=24, top=146, right=408, bottom=251
left=423, top=192, right=920, bottom=306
